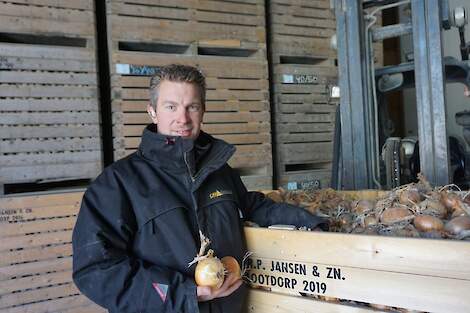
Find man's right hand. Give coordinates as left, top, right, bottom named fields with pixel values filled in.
left=196, top=272, right=243, bottom=302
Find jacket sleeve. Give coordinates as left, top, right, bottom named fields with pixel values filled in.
left=72, top=168, right=199, bottom=313
left=230, top=170, right=328, bottom=230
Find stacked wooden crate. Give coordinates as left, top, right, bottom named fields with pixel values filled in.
left=107, top=0, right=272, bottom=190
left=0, top=191, right=105, bottom=313
left=0, top=1, right=102, bottom=186
left=269, top=0, right=339, bottom=190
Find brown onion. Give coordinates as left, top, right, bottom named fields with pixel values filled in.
left=363, top=215, right=378, bottom=227
left=380, top=207, right=414, bottom=225
left=399, top=189, right=422, bottom=205
left=440, top=191, right=461, bottom=210
left=221, top=256, right=241, bottom=279
left=418, top=199, right=447, bottom=219
left=354, top=200, right=375, bottom=214
left=413, top=215, right=444, bottom=232
left=444, top=216, right=470, bottom=235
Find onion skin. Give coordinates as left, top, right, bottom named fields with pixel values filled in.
left=195, top=256, right=225, bottom=289
left=444, top=216, right=470, bottom=235
left=221, top=256, right=241, bottom=279
left=413, top=215, right=444, bottom=232
left=380, top=207, right=414, bottom=225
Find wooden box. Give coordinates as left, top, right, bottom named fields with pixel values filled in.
left=0, top=1, right=102, bottom=185
left=0, top=191, right=105, bottom=313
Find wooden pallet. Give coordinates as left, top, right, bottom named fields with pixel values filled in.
left=0, top=191, right=105, bottom=313
left=0, top=1, right=102, bottom=185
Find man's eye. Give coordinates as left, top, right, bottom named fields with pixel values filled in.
left=188, top=105, right=200, bottom=112
left=165, top=105, right=176, bottom=111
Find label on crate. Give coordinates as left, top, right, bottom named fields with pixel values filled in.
left=246, top=257, right=347, bottom=296
left=116, top=64, right=159, bottom=76
left=282, top=74, right=319, bottom=84
left=287, top=180, right=321, bottom=191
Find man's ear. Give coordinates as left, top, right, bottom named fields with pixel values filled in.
left=147, top=105, right=158, bottom=124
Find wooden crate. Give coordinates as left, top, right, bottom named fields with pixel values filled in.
left=271, top=63, right=338, bottom=190
left=0, top=1, right=102, bottom=185
left=244, top=226, right=470, bottom=313
left=269, top=0, right=336, bottom=61
left=0, top=191, right=105, bottom=313
left=107, top=0, right=272, bottom=190
left=106, top=0, right=266, bottom=51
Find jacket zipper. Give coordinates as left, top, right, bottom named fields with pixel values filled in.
left=183, top=152, right=204, bottom=250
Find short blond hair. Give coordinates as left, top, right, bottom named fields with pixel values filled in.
left=149, top=64, right=206, bottom=110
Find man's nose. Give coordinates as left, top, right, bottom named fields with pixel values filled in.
left=176, top=108, right=190, bottom=123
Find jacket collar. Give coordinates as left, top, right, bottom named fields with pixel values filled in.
left=138, top=124, right=235, bottom=188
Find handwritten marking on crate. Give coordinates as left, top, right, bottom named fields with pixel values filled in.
left=116, top=63, right=160, bottom=76
left=282, top=74, right=319, bottom=84
left=246, top=257, right=345, bottom=296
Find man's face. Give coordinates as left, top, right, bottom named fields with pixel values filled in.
left=148, top=81, right=204, bottom=140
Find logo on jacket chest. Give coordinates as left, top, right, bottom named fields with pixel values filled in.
left=209, top=189, right=232, bottom=199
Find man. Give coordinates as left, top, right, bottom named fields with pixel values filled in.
left=72, top=64, right=327, bottom=313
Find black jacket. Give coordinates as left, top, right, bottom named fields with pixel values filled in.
left=72, top=125, right=327, bottom=313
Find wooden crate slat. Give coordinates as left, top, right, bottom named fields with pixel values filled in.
left=270, top=13, right=335, bottom=29
left=0, top=125, right=101, bottom=139
left=0, top=2, right=94, bottom=23
left=0, top=282, right=79, bottom=310
left=0, top=137, right=101, bottom=153
left=0, top=85, right=97, bottom=98
left=0, top=56, right=96, bottom=72
left=270, top=3, right=334, bottom=20
left=275, top=103, right=336, bottom=114
left=279, top=142, right=333, bottom=163
left=276, top=132, right=334, bottom=143
left=0, top=244, right=72, bottom=267
left=0, top=192, right=82, bottom=210
left=276, top=113, right=335, bottom=123
left=270, top=0, right=331, bottom=9
left=0, top=216, right=76, bottom=238
left=1, top=0, right=94, bottom=10
left=0, top=294, right=95, bottom=313
left=0, top=230, right=72, bottom=252
left=0, top=16, right=94, bottom=38
left=0, top=257, right=72, bottom=281
left=0, top=270, right=73, bottom=295
left=0, top=162, right=101, bottom=183
left=0, top=43, right=94, bottom=60
left=246, top=289, right=376, bottom=313
left=276, top=123, right=334, bottom=134
left=0, top=112, right=100, bottom=125
left=271, top=23, right=334, bottom=38
left=0, top=71, right=97, bottom=85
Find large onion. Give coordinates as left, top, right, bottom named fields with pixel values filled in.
left=380, top=207, right=414, bottom=225
left=195, top=252, right=225, bottom=289
left=399, top=189, right=422, bottom=205
left=444, top=216, right=470, bottom=235
left=413, top=215, right=444, bottom=232
left=440, top=191, right=461, bottom=210
left=418, top=199, right=447, bottom=219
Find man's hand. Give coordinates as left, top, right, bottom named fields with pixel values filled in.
left=196, top=272, right=243, bottom=302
